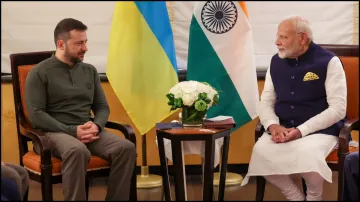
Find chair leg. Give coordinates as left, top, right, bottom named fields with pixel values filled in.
left=338, top=170, right=344, bottom=201
left=41, top=166, right=53, bottom=201
left=85, top=179, right=90, bottom=200
left=129, top=162, right=137, bottom=201
left=338, top=154, right=346, bottom=201
left=256, top=176, right=266, bottom=201
left=301, top=178, right=307, bottom=197
left=41, top=176, right=53, bottom=201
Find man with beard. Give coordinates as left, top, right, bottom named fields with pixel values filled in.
left=241, top=16, right=347, bottom=201
left=25, top=18, right=136, bottom=201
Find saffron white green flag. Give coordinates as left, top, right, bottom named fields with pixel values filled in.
left=187, top=1, right=259, bottom=129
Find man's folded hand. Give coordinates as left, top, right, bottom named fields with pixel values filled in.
left=281, top=128, right=302, bottom=143
left=76, top=123, right=99, bottom=144
left=268, top=124, right=294, bottom=143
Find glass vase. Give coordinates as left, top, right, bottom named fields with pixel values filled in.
left=181, top=106, right=207, bottom=128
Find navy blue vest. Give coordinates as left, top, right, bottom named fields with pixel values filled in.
left=270, top=42, right=346, bottom=136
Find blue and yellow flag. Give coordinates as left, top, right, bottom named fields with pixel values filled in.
left=106, top=2, right=178, bottom=135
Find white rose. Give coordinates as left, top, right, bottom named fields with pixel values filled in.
left=181, top=82, right=197, bottom=93
left=182, top=93, right=196, bottom=106
left=169, top=81, right=218, bottom=108
left=198, top=83, right=210, bottom=94
left=169, top=85, right=183, bottom=98
left=181, top=82, right=198, bottom=100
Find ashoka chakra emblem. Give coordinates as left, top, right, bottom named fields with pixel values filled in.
left=201, top=1, right=238, bottom=34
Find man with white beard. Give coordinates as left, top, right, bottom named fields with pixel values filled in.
left=241, top=16, right=347, bottom=201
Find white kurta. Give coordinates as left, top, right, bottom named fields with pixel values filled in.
left=242, top=56, right=349, bottom=186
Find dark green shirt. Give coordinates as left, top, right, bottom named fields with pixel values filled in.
left=25, top=55, right=109, bottom=137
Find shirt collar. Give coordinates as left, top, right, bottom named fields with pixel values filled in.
left=50, top=54, right=80, bottom=68
left=285, top=41, right=315, bottom=65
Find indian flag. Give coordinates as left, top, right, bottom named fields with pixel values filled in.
left=187, top=1, right=259, bottom=129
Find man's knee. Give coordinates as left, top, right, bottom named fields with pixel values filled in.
left=112, top=140, right=136, bottom=158
left=10, top=165, right=29, bottom=180
left=9, top=165, right=29, bottom=188
left=344, top=152, right=359, bottom=176
left=63, top=143, right=91, bottom=161
left=345, top=152, right=359, bottom=163
left=1, top=166, right=21, bottom=183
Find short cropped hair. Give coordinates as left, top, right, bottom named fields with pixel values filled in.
left=54, top=18, right=87, bottom=46
left=282, top=15, right=313, bottom=43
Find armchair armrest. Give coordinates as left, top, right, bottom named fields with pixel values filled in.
left=104, top=121, right=136, bottom=145
left=338, top=118, right=359, bottom=156
left=255, top=119, right=265, bottom=142
left=19, top=122, right=52, bottom=167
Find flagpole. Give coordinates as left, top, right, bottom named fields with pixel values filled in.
left=136, top=134, right=163, bottom=188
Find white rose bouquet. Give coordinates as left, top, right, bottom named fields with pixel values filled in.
left=166, top=81, right=219, bottom=125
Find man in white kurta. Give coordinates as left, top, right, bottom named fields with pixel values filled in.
left=241, top=16, right=348, bottom=201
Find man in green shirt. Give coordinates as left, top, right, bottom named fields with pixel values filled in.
left=25, top=18, right=136, bottom=201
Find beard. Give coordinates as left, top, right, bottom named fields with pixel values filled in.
left=64, top=46, right=85, bottom=64
left=278, top=50, right=288, bottom=59
left=278, top=45, right=301, bottom=59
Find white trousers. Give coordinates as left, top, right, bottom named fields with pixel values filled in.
left=265, top=172, right=324, bottom=201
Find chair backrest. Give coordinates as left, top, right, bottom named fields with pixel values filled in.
left=10, top=51, right=54, bottom=159
left=320, top=44, right=359, bottom=120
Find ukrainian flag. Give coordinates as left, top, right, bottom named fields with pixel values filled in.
left=106, top=2, right=178, bottom=135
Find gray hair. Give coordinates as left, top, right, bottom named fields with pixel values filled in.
left=282, top=15, right=313, bottom=43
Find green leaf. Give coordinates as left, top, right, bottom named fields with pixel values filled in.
left=174, top=98, right=183, bottom=108
left=166, top=93, right=174, bottom=100
left=202, top=82, right=210, bottom=86
left=185, top=111, right=199, bottom=121
left=198, top=93, right=207, bottom=100
left=213, top=94, right=219, bottom=105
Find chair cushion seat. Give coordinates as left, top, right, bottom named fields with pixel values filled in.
left=22, top=151, right=110, bottom=176
left=326, top=146, right=359, bottom=163
left=326, top=131, right=359, bottom=163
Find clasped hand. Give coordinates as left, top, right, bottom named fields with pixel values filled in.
left=76, top=121, right=100, bottom=144
left=268, top=124, right=302, bottom=143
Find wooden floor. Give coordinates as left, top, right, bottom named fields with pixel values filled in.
left=27, top=172, right=340, bottom=201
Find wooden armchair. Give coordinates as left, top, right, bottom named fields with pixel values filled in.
left=254, top=44, right=359, bottom=201
left=9, top=51, right=137, bottom=201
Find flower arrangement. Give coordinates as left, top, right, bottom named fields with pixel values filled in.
left=166, top=81, right=219, bottom=126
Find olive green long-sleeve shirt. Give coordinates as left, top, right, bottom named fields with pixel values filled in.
left=25, top=55, right=110, bottom=137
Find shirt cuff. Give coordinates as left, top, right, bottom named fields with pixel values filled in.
left=297, top=124, right=310, bottom=137
left=262, top=120, right=279, bottom=132
left=68, top=125, right=77, bottom=137
left=94, top=122, right=103, bottom=132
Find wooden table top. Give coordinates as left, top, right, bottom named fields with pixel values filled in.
left=159, top=127, right=228, bottom=135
